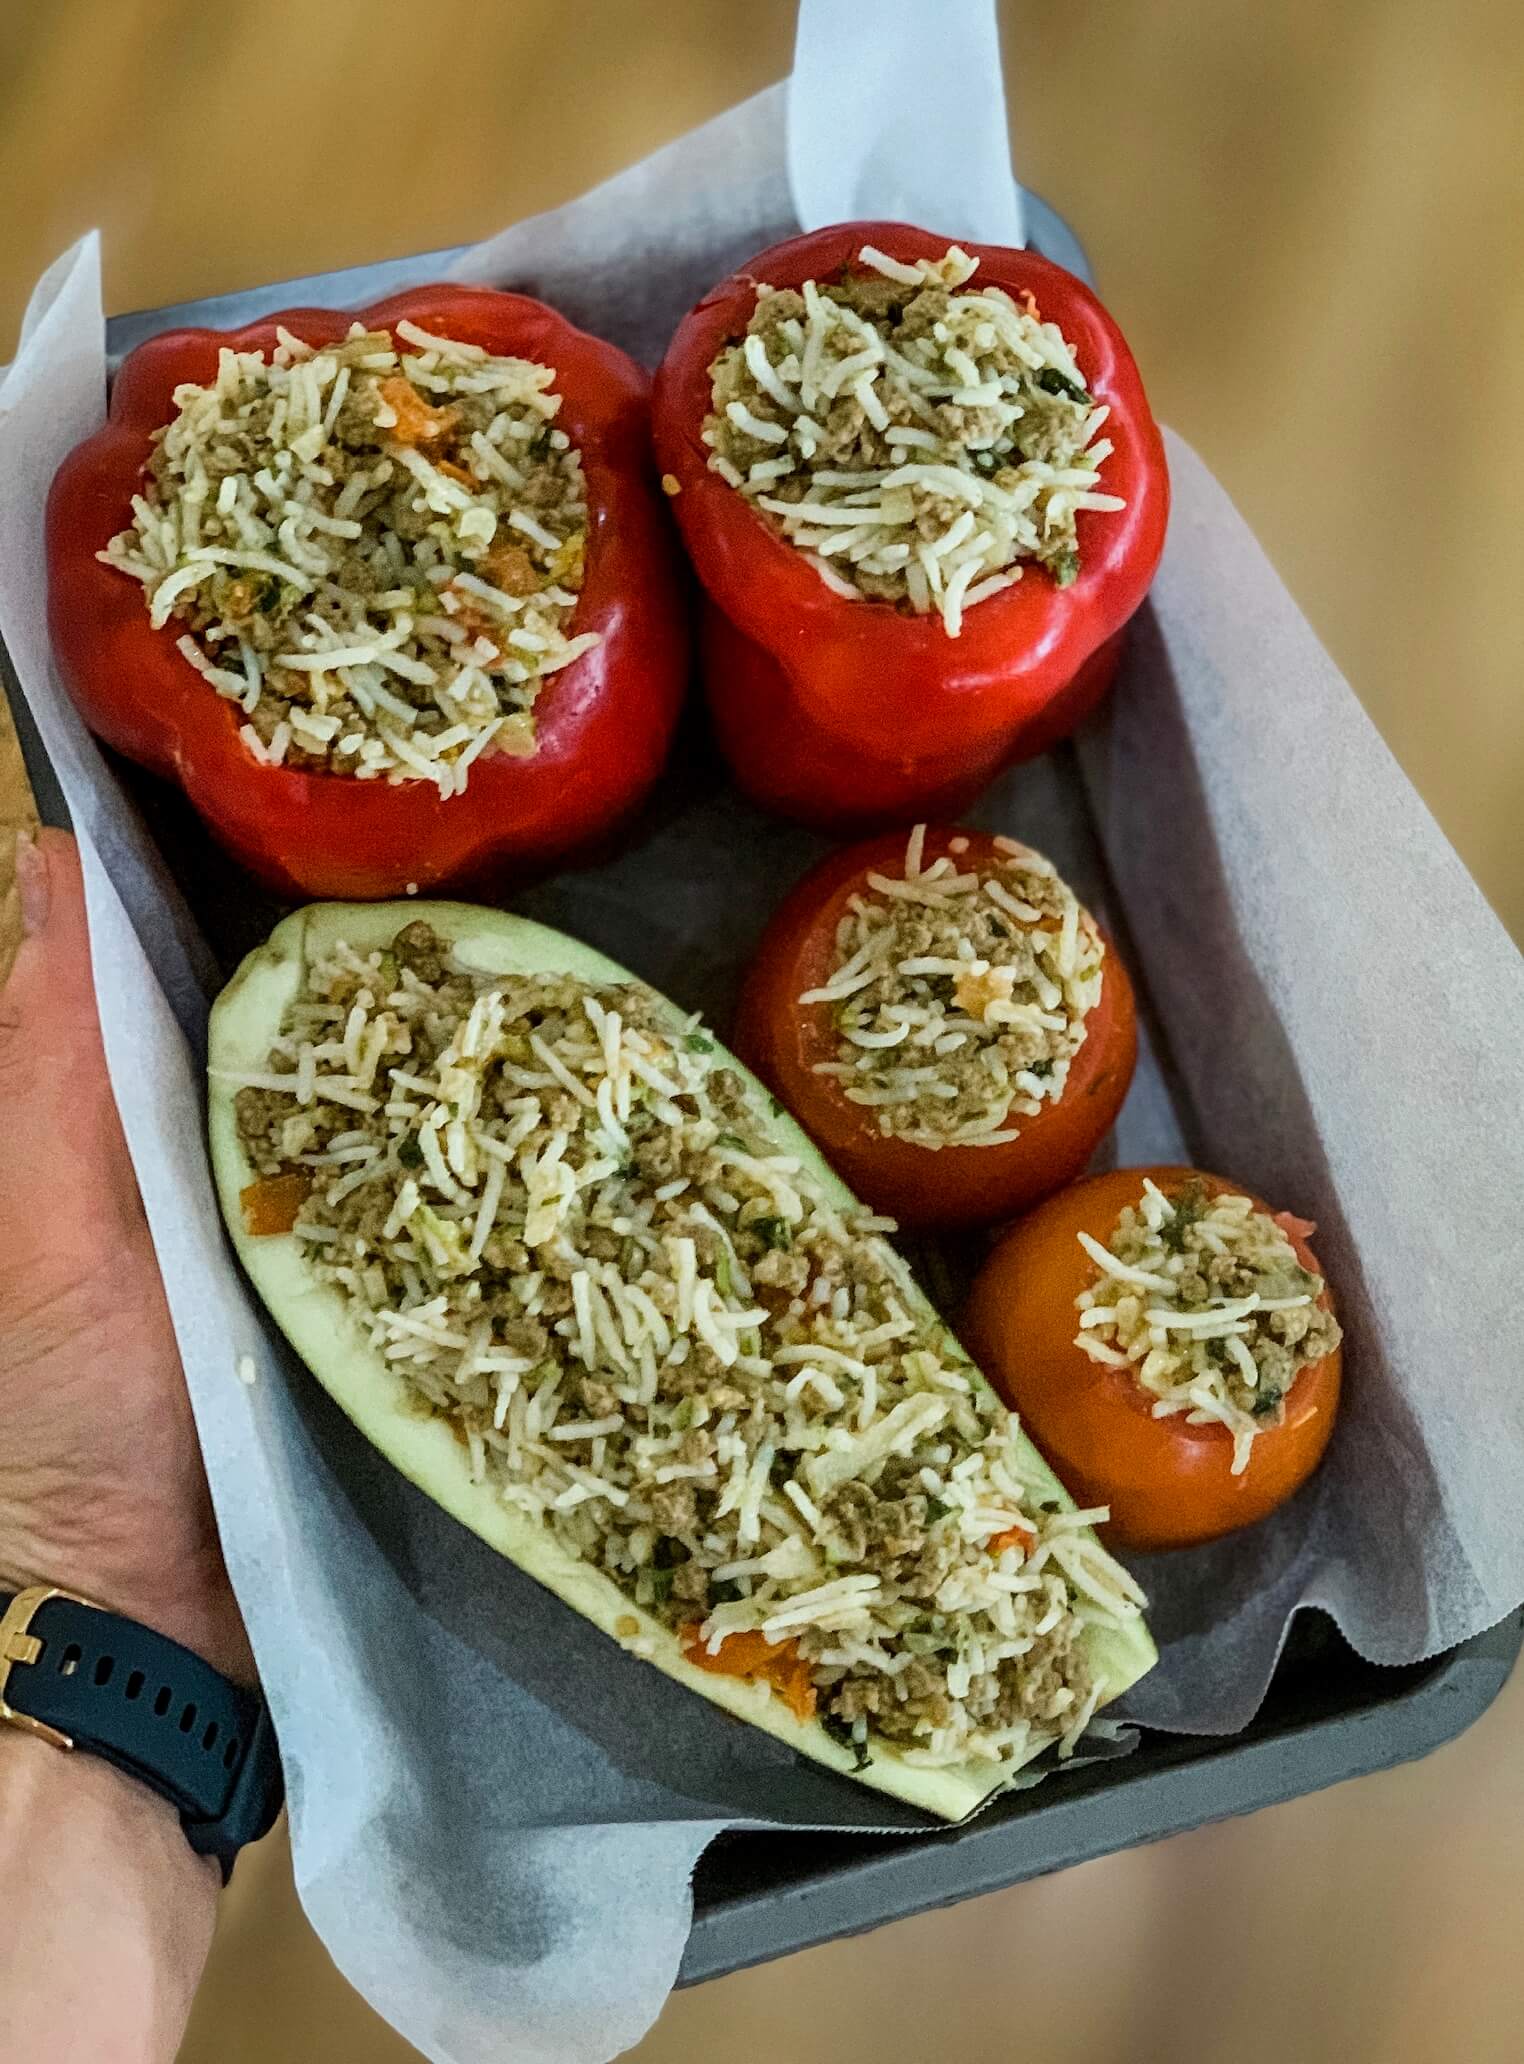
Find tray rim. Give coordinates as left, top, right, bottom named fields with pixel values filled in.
left=100, top=187, right=1095, bottom=362
left=678, top=1609, right=1521, bottom=1983
left=17, top=198, right=1516, bottom=1981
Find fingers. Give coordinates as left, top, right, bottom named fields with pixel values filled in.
left=0, top=830, right=149, bottom=1313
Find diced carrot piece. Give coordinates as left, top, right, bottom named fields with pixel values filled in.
left=377, top=375, right=460, bottom=449
left=240, top=1171, right=311, bottom=1236
left=481, top=540, right=541, bottom=597
left=989, top=1522, right=1035, bottom=1558
left=681, top=1626, right=818, bottom=1721
left=441, top=585, right=502, bottom=662
left=1274, top=1210, right=1318, bottom=1244
left=434, top=456, right=477, bottom=487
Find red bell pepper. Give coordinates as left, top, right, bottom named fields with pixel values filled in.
left=47, top=285, right=688, bottom=900
left=652, top=222, right=1168, bottom=827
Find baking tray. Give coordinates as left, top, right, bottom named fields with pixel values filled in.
left=7, top=195, right=1518, bottom=1985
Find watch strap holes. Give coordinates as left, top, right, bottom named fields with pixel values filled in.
left=223, top=1737, right=241, bottom=1770
left=153, top=1685, right=173, bottom=1718
left=57, top=1642, right=83, bottom=1678
left=125, top=1669, right=145, bottom=1701
left=93, top=1654, right=115, bottom=1687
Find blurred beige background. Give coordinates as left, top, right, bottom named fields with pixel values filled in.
left=1, top=3, right=1521, bottom=2060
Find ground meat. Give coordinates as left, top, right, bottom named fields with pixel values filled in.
left=392, top=922, right=447, bottom=984
left=544, top=1091, right=582, bottom=1132
left=233, top=1086, right=289, bottom=1169
left=868, top=1494, right=928, bottom=1560
left=708, top=1069, right=748, bottom=1120
left=633, top=1130, right=684, bottom=1184
left=822, top=1483, right=927, bottom=1566
left=672, top=1561, right=710, bottom=1605
left=649, top=1483, right=699, bottom=1534
left=897, top=1525, right=962, bottom=1603
left=992, top=1627, right=1082, bottom=1731
left=481, top=1232, right=531, bottom=1273
left=657, top=1348, right=740, bottom=1401
left=831, top=1678, right=883, bottom=1722
left=899, top=1660, right=943, bottom=1701
left=578, top=1376, right=621, bottom=1417
left=752, top=1247, right=811, bottom=1295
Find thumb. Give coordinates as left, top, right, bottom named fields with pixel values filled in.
left=0, top=830, right=145, bottom=1310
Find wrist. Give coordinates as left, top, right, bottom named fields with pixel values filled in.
left=0, top=1543, right=251, bottom=1689
left=0, top=1726, right=219, bottom=2061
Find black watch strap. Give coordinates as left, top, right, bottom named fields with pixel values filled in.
left=0, top=1586, right=283, bottom=1880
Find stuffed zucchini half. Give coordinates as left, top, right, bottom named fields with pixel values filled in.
left=208, top=902, right=1155, bottom=1821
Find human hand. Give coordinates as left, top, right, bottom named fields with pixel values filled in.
left=0, top=829, right=248, bottom=1682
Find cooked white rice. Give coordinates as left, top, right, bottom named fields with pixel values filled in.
left=705, top=245, right=1123, bottom=634
left=101, top=321, right=600, bottom=796
left=804, top=827, right=1104, bottom=1148
left=1075, top=1177, right=1341, bottom=1473
left=227, top=920, right=1146, bottom=1768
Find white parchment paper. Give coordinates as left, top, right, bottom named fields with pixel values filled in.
left=3, top=39, right=1523, bottom=2064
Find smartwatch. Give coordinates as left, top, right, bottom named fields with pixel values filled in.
left=0, top=1585, right=283, bottom=1880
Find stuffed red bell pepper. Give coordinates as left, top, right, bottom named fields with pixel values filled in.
left=652, top=222, right=1168, bottom=826
left=47, top=285, right=687, bottom=899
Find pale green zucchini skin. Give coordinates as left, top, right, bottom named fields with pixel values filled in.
left=208, top=901, right=1157, bottom=1822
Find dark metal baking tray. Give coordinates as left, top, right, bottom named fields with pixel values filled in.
left=8, top=192, right=1517, bottom=1985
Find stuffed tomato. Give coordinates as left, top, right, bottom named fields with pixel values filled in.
left=209, top=900, right=1155, bottom=1817
left=964, top=1168, right=1344, bottom=1550
left=48, top=286, right=687, bottom=899
left=653, top=222, right=1168, bottom=826
left=735, top=825, right=1137, bottom=1227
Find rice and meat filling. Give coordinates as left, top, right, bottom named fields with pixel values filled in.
left=1075, top=1179, right=1342, bottom=1474
left=704, top=244, right=1124, bottom=634
left=231, top=921, right=1144, bottom=1768
left=804, top=827, right=1104, bottom=1149
left=101, top=320, right=599, bottom=796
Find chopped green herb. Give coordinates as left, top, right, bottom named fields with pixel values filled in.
left=684, top=1033, right=713, bottom=1053
left=644, top=1567, right=675, bottom=1606
left=1251, top=1388, right=1285, bottom=1420
left=716, top=1132, right=748, bottom=1153
left=396, top=1135, right=424, bottom=1169
left=714, top=1248, right=734, bottom=1298
left=821, top=1712, right=872, bottom=1770
left=753, top=1216, right=794, bottom=1252
left=1036, top=367, right=1091, bottom=405
left=1028, top=1058, right=1055, bottom=1081
left=1157, top=1188, right=1207, bottom=1255
left=1050, top=545, right=1081, bottom=588
left=924, top=1497, right=951, bottom=1525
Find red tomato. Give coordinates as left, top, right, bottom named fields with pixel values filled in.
left=734, top=827, right=1137, bottom=1227
left=963, top=1167, right=1343, bottom=1550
